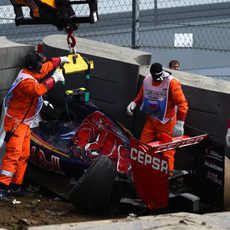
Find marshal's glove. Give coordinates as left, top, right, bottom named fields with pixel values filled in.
left=173, top=120, right=185, bottom=137
left=60, top=56, right=70, bottom=64
left=52, top=69, right=65, bottom=83
left=126, top=101, right=136, bottom=116
left=43, top=100, right=54, bottom=109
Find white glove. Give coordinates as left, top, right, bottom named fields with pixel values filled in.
left=226, top=128, right=230, bottom=148
left=173, top=120, right=185, bottom=137
left=52, top=69, right=65, bottom=83
left=43, top=100, right=54, bottom=109
left=126, top=101, right=136, bottom=116
left=60, top=56, right=70, bottom=64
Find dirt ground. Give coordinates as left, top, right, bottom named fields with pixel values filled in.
left=0, top=181, right=127, bottom=230
left=0, top=181, right=228, bottom=230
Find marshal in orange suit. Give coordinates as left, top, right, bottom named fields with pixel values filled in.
left=0, top=52, right=69, bottom=198
left=127, top=63, right=188, bottom=176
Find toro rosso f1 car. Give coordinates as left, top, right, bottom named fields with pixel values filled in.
left=28, top=93, right=225, bottom=213
left=27, top=55, right=225, bottom=213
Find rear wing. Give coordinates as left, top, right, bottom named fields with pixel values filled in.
left=130, top=126, right=225, bottom=210
left=147, top=134, right=208, bottom=153
left=129, top=126, right=208, bottom=209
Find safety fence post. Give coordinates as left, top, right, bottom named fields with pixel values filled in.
left=132, top=0, right=140, bottom=49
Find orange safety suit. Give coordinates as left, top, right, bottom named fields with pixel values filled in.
left=133, top=76, right=188, bottom=173
left=0, top=58, right=60, bottom=186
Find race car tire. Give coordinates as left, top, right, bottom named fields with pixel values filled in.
left=69, top=155, right=117, bottom=212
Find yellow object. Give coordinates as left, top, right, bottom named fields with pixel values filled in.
left=62, top=54, right=94, bottom=74
left=39, top=0, right=56, bottom=8
left=65, top=90, right=74, bottom=95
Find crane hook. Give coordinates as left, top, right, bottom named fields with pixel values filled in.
left=66, top=27, right=77, bottom=54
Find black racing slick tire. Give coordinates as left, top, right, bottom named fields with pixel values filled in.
left=69, top=155, right=117, bottom=212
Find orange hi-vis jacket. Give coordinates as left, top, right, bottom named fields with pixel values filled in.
left=134, top=76, right=188, bottom=122
left=0, top=58, right=60, bottom=186
left=5, top=58, right=60, bottom=122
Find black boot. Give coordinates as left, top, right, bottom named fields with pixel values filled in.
left=10, top=183, right=28, bottom=197
left=0, top=182, right=9, bottom=200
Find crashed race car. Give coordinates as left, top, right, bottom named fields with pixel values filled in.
left=27, top=55, right=225, bottom=213
left=28, top=93, right=225, bottom=213
left=21, top=54, right=224, bottom=212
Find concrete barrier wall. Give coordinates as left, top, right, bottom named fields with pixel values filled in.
left=0, top=37, right=34, bottom=100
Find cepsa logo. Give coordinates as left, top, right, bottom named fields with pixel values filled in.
left=130, top=147, right=168, bottom=174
